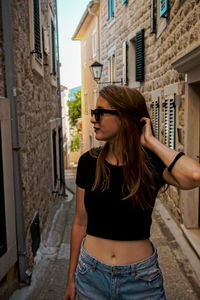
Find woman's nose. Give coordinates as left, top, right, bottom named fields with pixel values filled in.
left=90, top=114, right=96, bottom=123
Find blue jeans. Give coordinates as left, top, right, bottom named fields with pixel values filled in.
left=75, top=239, right=166, bottom=300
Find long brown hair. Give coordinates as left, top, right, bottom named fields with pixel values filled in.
left=91, top=85, right=158, bottom=210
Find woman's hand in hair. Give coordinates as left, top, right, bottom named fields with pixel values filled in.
left=140, top=117, right=155, bottom=149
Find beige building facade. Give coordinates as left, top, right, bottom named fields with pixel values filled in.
left=75, top=0, right=200, bottom=263
left=0, top=0, right=64, bottom=297
left=72, top=0, right=102, bottom=154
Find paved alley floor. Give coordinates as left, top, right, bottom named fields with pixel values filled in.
left=11, top=167, right=200, bottom=300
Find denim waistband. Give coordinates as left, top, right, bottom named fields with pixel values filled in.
left=79, top=238, right=158, bottom=276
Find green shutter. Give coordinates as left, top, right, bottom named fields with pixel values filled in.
left=169, top=99, right=175, bottom=149
left=150, top=0, right=156, bottom=33
left=136, top=29, right=144, bottom=82
left=33, top=0, right=42, bottom=59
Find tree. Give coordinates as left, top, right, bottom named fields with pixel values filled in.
left=67, top=89, right=81, bottom=126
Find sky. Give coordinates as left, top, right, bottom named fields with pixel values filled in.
left=57, top=0, right=90, bottom=89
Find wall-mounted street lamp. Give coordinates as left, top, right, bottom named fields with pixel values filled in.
left=90, top=61, right=122, bottom=84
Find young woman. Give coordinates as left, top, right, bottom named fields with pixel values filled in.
left=63, top=85, right=200, bottom=300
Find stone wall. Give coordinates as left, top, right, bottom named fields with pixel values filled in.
left=100, top=0, right=200, bottom=224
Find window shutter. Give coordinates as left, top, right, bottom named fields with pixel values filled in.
left=155, top=100, right=160, bottom=139
left=51, top=19, right=56, bottom=76
left=111, top=54, right=115, bottom=82
left=107, top=0, right=114, bottom=20
left=169, top=99, right=175, bottom=149
left=122, top=41, right=128, bottom=85
left=33, top=0, right=42, bottom=59
left=0, top=125, right=7, bottom=257
left=164, top=100, right=169, bottom=146
left=136, top=29, right=144, bottom=82
left=52, top=129, right=58, bottom=187
left=160, top=0, right=168, bottom=17
left=122, top=0, right=127, bottom=4
left=150, top=0, right=156, bottom=33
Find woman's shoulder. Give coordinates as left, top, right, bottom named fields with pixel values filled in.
left=79, top=147, right=102, bottom=163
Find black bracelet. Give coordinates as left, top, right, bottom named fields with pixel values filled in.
left=168, top=152, right=185, bottom=173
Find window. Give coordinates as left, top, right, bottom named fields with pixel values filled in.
left=122, top=40, right=128, bottom=85
left=29, top=0, right=44, bottom=76
left=58, top=127, right=63, bottom=190
left=107, top=0, right=114, bottom=21
left=0, top=124, right=7, bottom=258
left=92, top=29, right=97, bottom=58
left=163, top=97, right=176, bottom=149
left=108, top=53, right=115, bottom=83
left=32, top=0, right=42, bottom=60
left=151, top=99, right=160, bottom=139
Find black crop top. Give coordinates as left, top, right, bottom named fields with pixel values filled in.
left=76, top=149, right=166, bottom=241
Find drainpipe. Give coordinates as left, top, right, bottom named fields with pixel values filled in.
left=1, top=0, right=29, bottom=283
left=54, top=0, right=66, bottom=196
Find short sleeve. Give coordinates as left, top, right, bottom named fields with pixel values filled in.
left=76, top=153, right=88, bottom=188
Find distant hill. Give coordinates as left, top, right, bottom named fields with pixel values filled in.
left=68, top=86, right=81, bottom=101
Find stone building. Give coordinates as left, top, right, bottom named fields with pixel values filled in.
left=0, top=0, right=64, bottom=298
left=75, top=0, right=200, bottom=274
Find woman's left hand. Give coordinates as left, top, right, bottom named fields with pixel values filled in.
left=140, top=117, right=154, bottom=148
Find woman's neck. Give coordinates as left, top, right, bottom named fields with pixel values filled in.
left=106, top=143, right=123, bottom=166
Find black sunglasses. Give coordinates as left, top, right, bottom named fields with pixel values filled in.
left=91, top=108, right=119, bottom=122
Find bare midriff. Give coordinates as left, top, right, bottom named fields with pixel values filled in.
left=83, top=235, right=153, bottom=266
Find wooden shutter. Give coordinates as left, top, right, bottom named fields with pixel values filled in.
left=52, top=129, right=58, bottom=187
left=33, top=0, right=42, bottom=59
left=164, top=100, right=169, bottom=146
left=136, top=29, right=144, bottom=82
left=51, top=19, right=56, bottom=76
left=151, top=100, right=160, bottom=139
left=150, top=0, right=156, bottom=33
left=122, top=41, right=128, bottom=85
left=164, top=98, right=175, bottom=149
left=0, top=125, right=7, bottom=258
left=160, top=0, right=168, bottom=17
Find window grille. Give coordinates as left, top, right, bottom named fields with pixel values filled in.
left=52, top=129, right=58, bottom=186
left=107, top=0, right=114, bottom=21
left=0, top=124, right=7, bottom=257
left=136, top=29, right=144, bottom=82
left=160, top=0, right=168, bottom=17
left=164, top=98, right=175, bottom=149
left=122, top=40, right=128, bottom=85
left=33, top=0, right=42, bottom=59
left=51, top=19, right=56, bottom=76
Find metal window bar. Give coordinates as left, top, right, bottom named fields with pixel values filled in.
left=51, top=19, right=56, bottom=76
left=52, top=129, right=58, bottom=187
left=0, top=123, right=7, bottom=257
left=33, top=0, right=42, bottom=59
